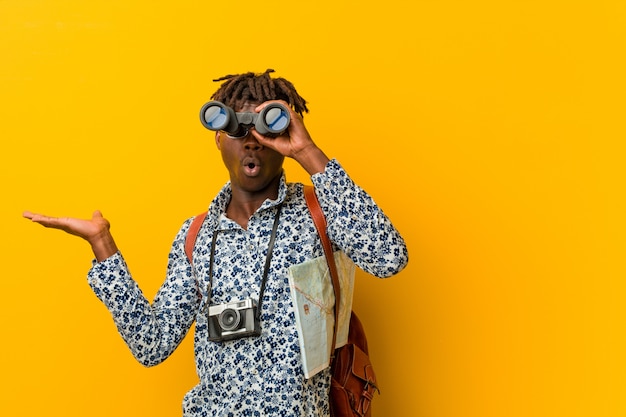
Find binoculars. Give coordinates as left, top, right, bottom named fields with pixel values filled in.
left=199, top=100, right=290, bottom=137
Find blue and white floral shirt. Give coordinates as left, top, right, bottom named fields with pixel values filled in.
left=87, top=159, right=408, bottom=416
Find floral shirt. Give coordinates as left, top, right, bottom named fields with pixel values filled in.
left=87, top=159, right=408, bottom=416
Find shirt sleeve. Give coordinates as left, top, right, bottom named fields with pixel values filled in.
left=311, top=159, right=409, bottom=278
left=86, top=222, right=200, bottom=367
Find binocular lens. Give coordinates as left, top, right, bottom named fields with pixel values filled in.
left=203, top=105, right=228, bottom=130
left=263, top=106, right=290, bottom=133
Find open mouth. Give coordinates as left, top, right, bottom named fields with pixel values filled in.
left=243, top=159, right=261, bottom=176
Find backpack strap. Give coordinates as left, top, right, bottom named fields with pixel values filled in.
left=304, top=185, right=341, bottom=357
left=185, top=211, right=207, bottom=267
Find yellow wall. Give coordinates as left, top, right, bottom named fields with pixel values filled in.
left=2, top=1, right=625, bottom=416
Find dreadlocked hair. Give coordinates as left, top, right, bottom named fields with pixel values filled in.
left=211, top=69, right=309, bottom=116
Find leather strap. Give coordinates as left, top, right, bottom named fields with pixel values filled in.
left=304, top=185, right=341, bottom=358
left=185, top=211, right=207, bottom=267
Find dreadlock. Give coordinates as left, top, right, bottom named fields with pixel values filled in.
left=211, top=69, right=309, bottom=117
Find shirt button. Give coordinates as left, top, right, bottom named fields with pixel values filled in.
left=248, top=244, right=255, bottom=251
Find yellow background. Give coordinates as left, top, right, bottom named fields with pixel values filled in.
left=2, top=1, right=625, bottom=416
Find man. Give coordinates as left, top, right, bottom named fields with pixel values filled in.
left=24, top=69, right=409, bottom=416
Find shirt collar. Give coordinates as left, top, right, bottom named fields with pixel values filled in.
left=207, top=171, right=288, bottom=226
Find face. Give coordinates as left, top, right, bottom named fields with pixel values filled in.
left=215, top=100, right=285, bottom=195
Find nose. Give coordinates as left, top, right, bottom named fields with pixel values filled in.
left=243, top=134, right=263, bottom=151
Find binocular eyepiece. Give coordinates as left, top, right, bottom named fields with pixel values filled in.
left=199, top=101, right=290, bottom=137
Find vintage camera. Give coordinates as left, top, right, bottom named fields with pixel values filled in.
left=208, top=298, right=261, bottom=342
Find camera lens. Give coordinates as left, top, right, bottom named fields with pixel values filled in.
left=218, top=308, right=241, bottom=331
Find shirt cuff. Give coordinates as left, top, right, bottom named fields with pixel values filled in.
left=87, top=251, right=126, bottom=286
left=311, top=159, right=352, bottom=191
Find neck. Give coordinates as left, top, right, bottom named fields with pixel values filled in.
left=226, top=176, right=281, bottom=229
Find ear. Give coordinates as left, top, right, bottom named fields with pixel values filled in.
left=215, top=131, right=222, bottom=150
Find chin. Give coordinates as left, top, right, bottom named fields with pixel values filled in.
left=238, top=173, right=281, bottom=193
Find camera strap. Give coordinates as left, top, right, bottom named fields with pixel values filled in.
left=205, top=202, right=284, bottom=321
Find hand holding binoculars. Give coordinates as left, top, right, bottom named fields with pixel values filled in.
left=199, top=101, right=290, bottom=137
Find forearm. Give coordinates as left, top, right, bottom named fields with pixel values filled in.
left=88, top=251, right=198, bottom=366
left=293, top=144, right=330, bottom=176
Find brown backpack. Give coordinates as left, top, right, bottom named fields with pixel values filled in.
left=184, top=186, right=379, bottom=416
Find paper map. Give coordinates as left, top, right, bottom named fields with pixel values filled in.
left=288, top=251, right=355, bottom=378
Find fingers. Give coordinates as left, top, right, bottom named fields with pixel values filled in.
left=22, top=211, right=63, bottom=229
left=22, top=211, right=53, bottom=223
left=23, top=210, right=103, bottom=230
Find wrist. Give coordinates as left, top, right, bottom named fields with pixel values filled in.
left=89, top=233, right=118, bottom=262
left=294, top=145, right=330, bottom=176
